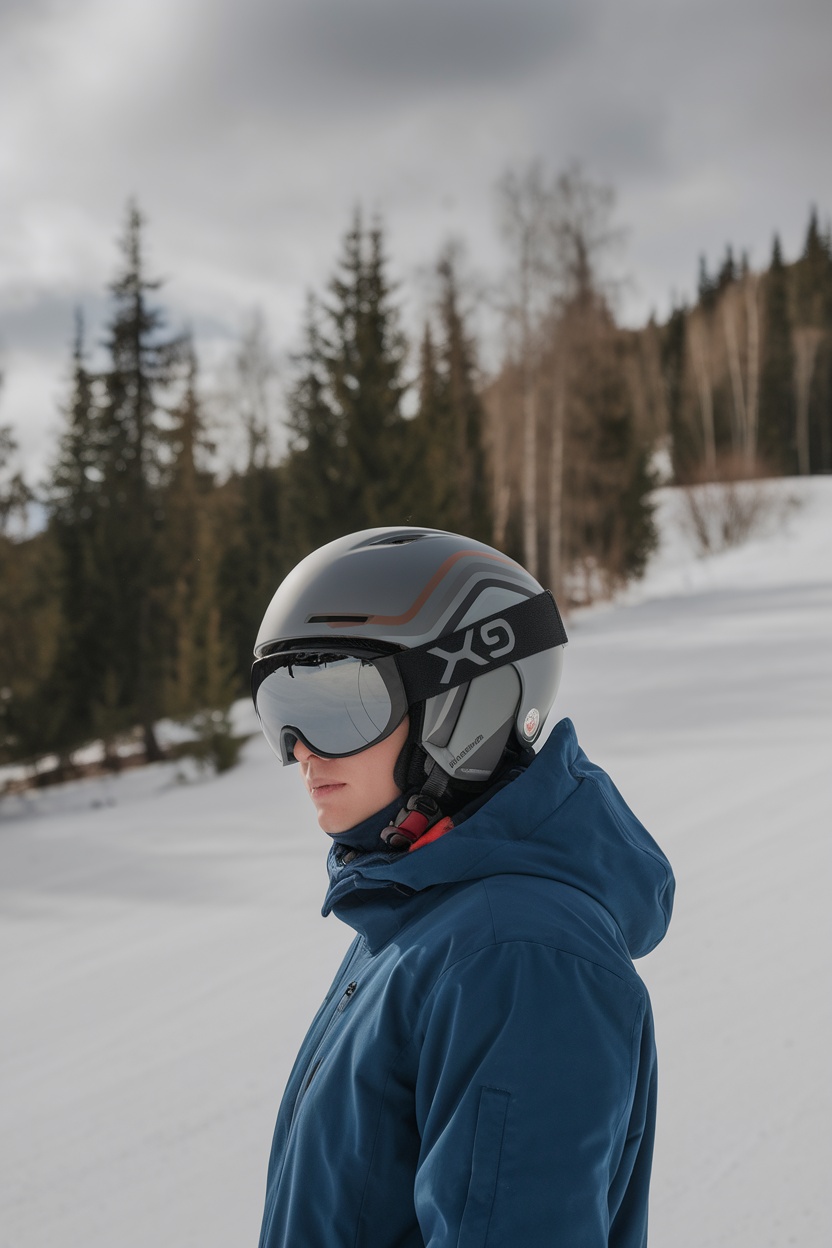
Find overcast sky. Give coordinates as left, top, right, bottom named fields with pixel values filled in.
left=1, top=0, right=831, bottom=480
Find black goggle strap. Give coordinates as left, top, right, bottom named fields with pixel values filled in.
left=251, top=591, right=566, bottom=713
left=391, top=590, right=567, bottom=705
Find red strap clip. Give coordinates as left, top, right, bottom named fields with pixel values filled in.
left=380, top=808, right=431, bottom=851
left=408, top=816, right=454, bottom=851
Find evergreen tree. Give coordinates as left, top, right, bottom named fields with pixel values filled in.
left=208, top=309, right=290, bottom=688
left=216, top=461, right=288, bottom=689
left=698, top=256, right=717, bottom=311
left=759, top=235, right=796, bottom=471
left=161, top=346, right=243, bottom=770
left=43, top=313, right=105, bottom=749
left=44, top=202, right=185, bottom=760
left=95, top=202, right=183, bottom=758
left=793, top=208, right=832, bottom=472
left=0, top=529, right=59, bottom=765
left=716, top=245, right=737, bottom=293
left=0, top=428, right=31, bottom=537
left=410, top=321, right=451, bottom=526
left=661, top=305, right=696, bottom=481
left=161, top=339, right=236, bottom=716
left=436, top=251, right=491, bottom=540
left=0, top=417, right=58, bottom=764
left=795, top=208, right=830, bottom=324
left=324, top=214, right=410, bottom=529
left=556, top=300, right=657, bottom=598
left=282, top=295, right=346, bottom=554
left=284, top=213, right=411, bottom=549
left=409, top=248, right=491, bottom=540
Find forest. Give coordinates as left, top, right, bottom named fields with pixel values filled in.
left=1, top=166, right=831, bottom=778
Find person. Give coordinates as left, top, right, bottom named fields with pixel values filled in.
left=251, top=526, right=674, bottom=1248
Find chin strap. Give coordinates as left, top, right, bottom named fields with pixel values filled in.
left=380, top=758, right=451, bottom=851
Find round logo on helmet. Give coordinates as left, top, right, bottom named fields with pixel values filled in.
left=523, top=707, right=540, bottom=739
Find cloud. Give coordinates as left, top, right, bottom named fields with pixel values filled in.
left=0, top=291, right=101, bottom=356
left=200, top=0, right=587, bottom=113
left=1, top=0, right=832, bottom=476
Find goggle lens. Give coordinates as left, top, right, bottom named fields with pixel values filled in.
left=252, top=653, right=403, bottom=762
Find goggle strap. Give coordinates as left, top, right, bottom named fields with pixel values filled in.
left=393, top=590, right=567, bottom=704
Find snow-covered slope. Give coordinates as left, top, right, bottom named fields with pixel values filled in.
left=2, top=478, right=830, bottom=1247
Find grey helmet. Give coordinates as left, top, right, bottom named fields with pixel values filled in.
left=253, top=526, right=567, bottom=792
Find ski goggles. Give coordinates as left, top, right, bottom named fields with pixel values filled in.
left=251, top=590, right=567, bottom=764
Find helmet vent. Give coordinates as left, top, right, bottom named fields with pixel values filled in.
left=307, top=614, right=369, bottom=624
left=366, top=533, right=426, bottom=547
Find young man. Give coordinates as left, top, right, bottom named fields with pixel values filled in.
left=251, top=526, right=674, bottom=1248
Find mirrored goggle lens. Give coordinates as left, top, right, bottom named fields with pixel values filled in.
left=253, top=654, right=400, bottom=761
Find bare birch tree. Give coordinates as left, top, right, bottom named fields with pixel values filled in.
left=497, top=163, right=558, bottom=578
left=792, top=325, right=824, bottom=474
left=721, top=290, right=747, bottom=457
left=745, top=274, right=760, bottom=467
left=688, top=314, right=717, bottom=478
left=547, top=348, right=567, bottom=597
left=496, top=162, right=625, bottom=585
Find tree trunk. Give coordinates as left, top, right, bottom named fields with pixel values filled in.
left=722, top=298, right=747, bottom=458
left=491, top=383, right=511, bottom=550
left=745, top=275, right=760, bottom=468
left=521, top=348, right=538, bottom=576
left=143, top=720, right=164, bottom=764
left=690, top=319, right=716, bottom=478
left=792, top=327, right=823, bottom=475
left=548, top=367, right=566, bottom=597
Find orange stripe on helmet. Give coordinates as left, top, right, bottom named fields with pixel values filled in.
left=326, top=549, right=517, bottom=630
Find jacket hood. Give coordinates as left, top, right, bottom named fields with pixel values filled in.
left=323, top=718, right=674, bottom=961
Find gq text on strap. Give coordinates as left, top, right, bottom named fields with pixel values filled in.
left=390, top=591, right=567, bottom=704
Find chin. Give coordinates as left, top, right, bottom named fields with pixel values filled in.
left=315, top=809, right=351, bottom=836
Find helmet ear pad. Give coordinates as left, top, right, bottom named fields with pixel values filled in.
left=392, top=685, right=519, bottom=812
left=419, top=665, right=523, bottom=787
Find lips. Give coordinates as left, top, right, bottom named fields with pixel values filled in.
left=309, top=780, right=346, bottom=798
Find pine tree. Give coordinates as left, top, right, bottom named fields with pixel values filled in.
left=325, top=214, right=409, bottom=529
left=0, top=417, right=58, bottom=763
left=95, top=202, right=184, bottom=758
left=410, top=321, right=451, bottom=527
left=716, top=245, right=737, bottom=294
left=409, top=248, right=491, bottom=540
left=284, top=213, right=411, bottom=548
left=437, top=251, right=491, bottom=540
left=793, top=208, right=832, bottom=473
left=162, top=340, right=231, bottom=716
left=661, top=305, right=697, bottom=481
left=216, top=461, right=288, bottom=688
left=43, top=312, right=105, bottom=749
left=759, top=235, right=796, bottom=472
left=282, top=295, right=346, bottom=554
left=556, top=299, right=657, bottom=599
left=45, top=202, right=185, bottom=760
left=0, top=530, right=59, bottom=765
left=162, top=345, right=242, bottom=769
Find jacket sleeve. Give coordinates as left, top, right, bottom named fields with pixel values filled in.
left=412, top=940, right=656, bottom=1248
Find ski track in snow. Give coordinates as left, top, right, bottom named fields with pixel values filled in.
left=1, top=478, right=830, bottom=1247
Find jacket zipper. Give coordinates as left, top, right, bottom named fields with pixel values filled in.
left=337, top=979, right=358, bottom=1011
left=293, top=980, right=359, bottom=1117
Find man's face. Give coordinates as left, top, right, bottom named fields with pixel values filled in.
left=292, top=717, right=410, bottom=834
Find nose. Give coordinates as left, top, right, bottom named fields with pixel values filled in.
left=292, top=738, right=315, bottom=763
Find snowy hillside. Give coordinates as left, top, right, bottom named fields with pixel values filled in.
left=2, top=478, right=830, bottom=1247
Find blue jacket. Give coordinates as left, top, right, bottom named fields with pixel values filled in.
left=258, top=719, right=674, bottom=1247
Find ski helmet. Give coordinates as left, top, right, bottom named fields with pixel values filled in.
left=252, top=526, right=567, bottom=792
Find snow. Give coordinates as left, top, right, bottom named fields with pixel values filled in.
left=2, top=477, right=831, bottom=1247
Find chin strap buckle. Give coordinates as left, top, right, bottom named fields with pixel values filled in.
left=380, top=791, right=443, bottom=851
